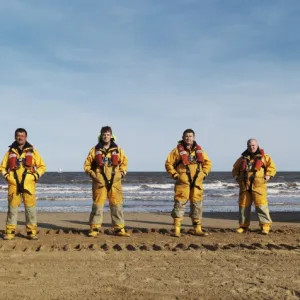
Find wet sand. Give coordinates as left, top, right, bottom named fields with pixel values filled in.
left=0, top=211, right=300, bottom=300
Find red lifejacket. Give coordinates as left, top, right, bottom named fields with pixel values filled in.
left=95, top=150, right=104, bottom=167
left=254, top=149, right=265, bottom=170
left=25, top=150, right=33, bottom=168
left=8, top=151, right=17, bottom=170
left=111, top=151, right=119, bottom=167
left=240, top=159, right=247, bottom=172
left=195, top=144, right=204, bottom=164
left=8, top=149, right=33, bottom=170
left=177, top=144, right=189, bottom=165
left=177, top=143, right=204, bottom=166
left=95, top=148, right=119, bottom=167
left=240, top=149, right=265, bottom=171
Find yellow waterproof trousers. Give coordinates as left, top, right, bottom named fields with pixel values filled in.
left=6, top=184, right=37, bottom=232
left=174, top=182, right=204, bottom=202
left=239, top=190, right=272, bottom=227
left=172, top=182, right=204, bottom=219
left=89, top=184, right=125, bottom=229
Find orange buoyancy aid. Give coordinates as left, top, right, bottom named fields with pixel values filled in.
left=240, top=149, right=265, bottom=172
left=8, top=149, right=33, bottom=170
left=195, top=144, right=204, bottom=164
left=95, top=144, right=119, bottom=167
left=111, top=151, right=119, bottom=167
left=25, top=150, right=33, bottom=168
left=177, top=144, right=189, bottom=165
left=8, top=151, right=17, bottom=170
left=177, top=143, right=204, bottom=166
left=95, top=150, right=104, bottom=167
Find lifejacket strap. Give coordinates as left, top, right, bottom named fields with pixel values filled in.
left=13, top=170, right=23, bottom=194
left=185, top=165, right=194, bottom=187
left=20, top=170, right=28, bottom=192
left=99, top=166, right=116, bottom=192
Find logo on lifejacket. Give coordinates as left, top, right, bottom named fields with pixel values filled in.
left=188, top=155, right=197, bottom=162
left=102, top=157, right=111, bottom=164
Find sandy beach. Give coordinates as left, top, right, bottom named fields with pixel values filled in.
left=0, top=211, right=300, bottom=300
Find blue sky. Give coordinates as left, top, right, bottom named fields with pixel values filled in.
left=0, top=0, right=299, bottom=171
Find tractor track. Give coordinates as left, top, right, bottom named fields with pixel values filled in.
left=2, top=226, right=300, bottom=236
left=1, top=227, right=300, bottom=253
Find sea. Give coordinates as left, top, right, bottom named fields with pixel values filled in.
left=0, top=172, right=299, bottom=213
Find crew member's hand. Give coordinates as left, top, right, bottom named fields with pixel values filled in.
left=264, top=176, right=270, bottom=181
left=172, top=173, right=179, bottom=180
left=32, top=172, right=40, bottom=182
left=4, top=173, right=9, bottom=181
left=88, top=171, right=96, bottom=180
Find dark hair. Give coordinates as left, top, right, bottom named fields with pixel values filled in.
left=15, top=128, right=27, bottom=138
left=182, top=128, right=195, bottom=137
left=100, top=126, right=112, bottom=135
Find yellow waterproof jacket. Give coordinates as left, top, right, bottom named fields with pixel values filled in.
left=165, top=142, right=212, bottom=189
left=84, top=141, right=128, bottom=189
left=232, top=148, right=276, bottom=195
left=0, top=141, right=46, bottom=195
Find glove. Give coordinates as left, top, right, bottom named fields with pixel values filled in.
left=172, top=173, right=179, bottom=180
left=88, top=171, right=96, bottom=180
left=32, top=173, right=40, bottom=182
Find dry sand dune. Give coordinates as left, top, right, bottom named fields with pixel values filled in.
left=0, top=212, right=300, bottom=300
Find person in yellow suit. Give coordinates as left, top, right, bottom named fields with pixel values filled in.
left=165, top=129, right=212, bottom=237
left=84, top=126, right=129, bottom=237
left=232, top=138, right=276, bottom=235
left=0, top=128, right=46, bottom=240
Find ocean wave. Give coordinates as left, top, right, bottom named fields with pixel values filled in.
left=36, top=197, right=92, bottom=201
left=123, top=184, right=174, bottom=191
left=140, top=184, right=174, bottom=190
left=268, top=194, right=300, bottom=198
left=36, top=185, right=88, bottom=191
left=1, top=180, right=299, bottom=193
left=34, top=190, right=90, bottom=195
left=123, top=195, right=172, bottom=201
left=126, top=190, right=173, bottom=195
left=207, top=193, right=237, bottom=198
left=122, top=186, right=141, bottom=191
left=1, top=201, right=300, bottom=213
